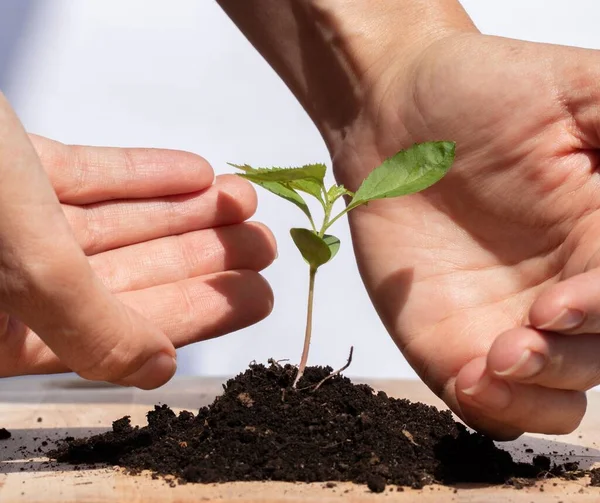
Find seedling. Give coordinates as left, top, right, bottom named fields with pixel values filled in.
left=231, top=141, right=455, bottom=388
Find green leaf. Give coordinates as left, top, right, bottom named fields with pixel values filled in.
left=348, top=141, right=454, bottom=210
left=230, top=163, right=314, bottom=225
left=289, top=178, right=326, bottom=204
left=290, top=228, right=333, bottom=269
left=326, top=184, right=354, bottom=204
left=323, top=234, right=340, bottom=260
left=230, top=163, right=326, bottom=184
left=259, top=181, right=314, bottom=222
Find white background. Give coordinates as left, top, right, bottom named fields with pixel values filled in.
left=1, top=1, right=599, bottom=378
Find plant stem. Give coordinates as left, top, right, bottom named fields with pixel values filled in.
left=292, top=266, right=317, bottom=388
left=323, top=205, right=353, bottom=233
left=319, top=203, right=333, bottom=238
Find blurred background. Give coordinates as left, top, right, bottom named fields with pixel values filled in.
left=1, top=1, right=599, bottom=379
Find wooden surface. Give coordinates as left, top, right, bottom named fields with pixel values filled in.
left=1, top=376, right=600, bottom=502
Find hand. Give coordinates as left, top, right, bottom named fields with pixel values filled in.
left=0, top=95, right=275, bottom=388
left=333, top=33, right=600, bottom=438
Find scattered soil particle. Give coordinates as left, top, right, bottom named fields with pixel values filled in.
left=589, top=468, right=600, bottom=487
left=49, top=363, right=582, bottom=490
left=533, top=455, right=551, bottom=471
left=367, top=474, right=386, bottom=493
left=0, top=428, right=11, bottom=440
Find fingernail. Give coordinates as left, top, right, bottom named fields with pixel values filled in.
left=494, top=349, right=546, bottom=379
left=536, top=308, right=584, bottom=331
left=120, top=352, right=177, bottom=390
left=461, top=374, right=512, bottom=410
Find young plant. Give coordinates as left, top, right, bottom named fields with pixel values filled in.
left=231, top=141, right=455, bottom=388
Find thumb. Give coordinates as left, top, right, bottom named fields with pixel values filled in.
left=0, top=94, right=176, bottom=389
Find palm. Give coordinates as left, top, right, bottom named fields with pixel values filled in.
left=337, top=34, right=600, bottom=435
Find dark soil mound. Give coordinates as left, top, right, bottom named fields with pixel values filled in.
left=50, top=363, right=567, bottom=489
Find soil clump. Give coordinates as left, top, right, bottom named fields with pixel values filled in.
left=50, top=363, right=581, bottom=490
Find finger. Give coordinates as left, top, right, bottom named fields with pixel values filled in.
left=0, top=95, right=176, bottom=389
left=119, top=270, right=274, bottom=347
left=3, top=270, right=274, bottom=376
left=63, top=174, right=258, bottom=255
left=90, top=222, right=277, bottom=293
left=456, top=357, right=586, bottom=438
left=486, top=326, right=600, bottom=391
left=29, top=134, right=214, bottom=204
left=529, top=268, right=600, bottom=334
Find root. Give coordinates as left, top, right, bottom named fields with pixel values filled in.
left=268, top=358, right=290, bottom=370
left=312, top=346, right=354, bottom=391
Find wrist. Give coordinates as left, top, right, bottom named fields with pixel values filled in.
left=219, top=0, right=478, bottom=185
left=305, top=1, right=478, bottom=151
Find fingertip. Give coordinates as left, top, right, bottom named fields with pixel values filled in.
left=456, top=358, right=512, bottom=415
left=242, top=270, right=275, bottom=323
left=243, top=222, right=278, bottom=270
left=117, top=351, right=178, bottom=390
left=528, top=281, right=585, bottom=331
left=485, top=328, right=547, bottom=381
left=216, top=270, right=275, bottom=330
left=213, top=174, right=258, bottom=222
left=167, top=149, right=215, bottom=190
left=455, top=357, right=488, bottom=394
left=455, top=358, right=523, bottom=440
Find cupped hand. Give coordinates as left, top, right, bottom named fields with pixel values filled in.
left=333, top=33, right=600, bottom=438
left=0, top=95, right=275, bottom=388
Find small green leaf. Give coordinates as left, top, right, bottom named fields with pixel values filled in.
left=230, top=163, right=314, bottom=225
left=290, top=228, right=333, bottom=269
left=323, top=234, right=340, bottom=260
left=348, top=141, right=454, bottom=210
left=326, top=184, right=353, bottom=204
left=289, top=178, right=326, bottom=204
left=259, top=181, right=314, bottom=221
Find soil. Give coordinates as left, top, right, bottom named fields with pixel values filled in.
left=590, top=468, right=600, bottom=487
left=50, top=362, right=582, bottom=491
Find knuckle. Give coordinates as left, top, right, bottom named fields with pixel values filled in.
left=175, top=281, right=197, bottom=323
left=176, top=234, right=206, bottom=276
left=63, top=146, right=89, bottom=200
left=79, top=205, right=105, bottom=254
left=73, top=338, right=135, bottom=383
left=23, top=253, right=88, bottom=293
left=88, top=255, right=123, bottom=293
left=70, top=315, right=140, bottom=383
left=0, top=251, right=28, bottom=309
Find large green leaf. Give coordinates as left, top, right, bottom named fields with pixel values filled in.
left=290, top=228, right=333, bottom=269
left=230, top=163, right=326, bottom=184
left=348, top=142, right=455, bottom=210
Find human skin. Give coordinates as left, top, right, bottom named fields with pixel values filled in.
left=218, top=0, right=600, bottom=438
left=0, top=94, right=276, bottom=389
